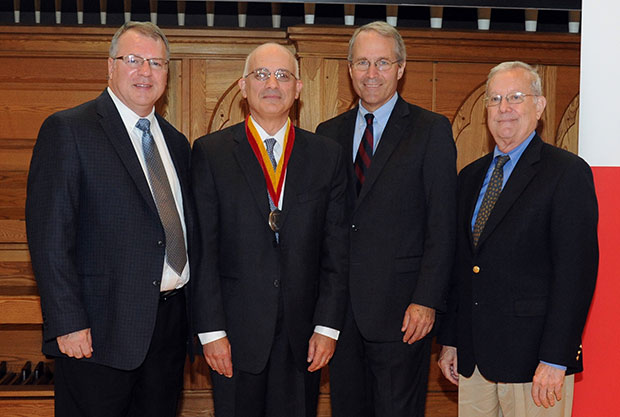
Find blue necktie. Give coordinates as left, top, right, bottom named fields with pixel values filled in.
left=136, top=118, right=187, bottom=275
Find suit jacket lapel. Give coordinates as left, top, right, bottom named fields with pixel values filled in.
left=475, top=135, right=542, bottom=249
left=335, top=110, right=356, bottom=166
left=464, top=154, right=493, bottom=251
left=232, top=124, right=272, bottom=220
left=96, top=90, right=159, bottom=216
left=356, top=97, right=409, bottom=208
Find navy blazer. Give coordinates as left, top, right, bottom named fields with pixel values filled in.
left=191, top=122, right=349, bottom=374
left=439, top=135, right=598, bottom=382
left=317, top=96, right=457, bottom=342
left=26, top=90, right=196, bottom=370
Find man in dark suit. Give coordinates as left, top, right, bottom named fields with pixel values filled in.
left=191, top=43, right=348, bottom=417
left=316, top=21, right=457, bottom=417
left=438, top=61, right=598, bottom=417
left=26, top=22, right=195, bottom=417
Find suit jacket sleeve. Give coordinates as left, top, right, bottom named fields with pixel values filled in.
left=311, top=141, right=349, bottom=330
left=412, top=115, right=457, bottom=312
left=539, top=156, right=598, bottom=366
left=26, top=114, right=90, bottom=341
left=191, top=137, right=227, bottom=333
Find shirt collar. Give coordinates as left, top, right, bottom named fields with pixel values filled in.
left=358, top=92, right=399, bottom=125
left=249, top=115, right=289, bottom=146
left=107, top=87, right=155, bottom=132
left=493, top=130, right=536, bottom=162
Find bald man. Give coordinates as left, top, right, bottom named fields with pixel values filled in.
left=191, top=43, right=349, bottom=417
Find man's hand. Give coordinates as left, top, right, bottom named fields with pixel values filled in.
left=57, top=328, right=93, bottom=359
left=401, top=303, right=435, bottom=344
left=203, top=337, right=233, bottom=378
left=438, top=345, right=459, bottom=385
left=531, top=362, right=566, bottom=408
left=307, top=332, right=336, bottom=372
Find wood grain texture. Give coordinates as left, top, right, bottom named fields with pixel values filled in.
left=0, top=220, right=26, bottom=243
left=452, top=83, right=494, bottom=172
left=0, top=293, right=42, bottom=324
left=0, top=327, right=47, bottom=368
left=0, top=398, right=54, bottom=416
left=555, top=94, right=579, bottom=154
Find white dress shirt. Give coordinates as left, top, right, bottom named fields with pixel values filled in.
left=107, top=87, right=189, bottom=292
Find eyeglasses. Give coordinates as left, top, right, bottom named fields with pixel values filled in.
left=350, top=59, right=401, bottom=72
left=114, top=54, right=169, bottom=71
left=244, top=68, right=297, bottom=82
left=485, top=92, right=537, bottom=107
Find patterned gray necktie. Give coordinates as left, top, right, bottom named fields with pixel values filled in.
left=264, top=138, right=278, bottom=211
left=264, top=138, right=280, bottom=242
left=472, top=155, right=510, bottom=246
left=136, top=118, right=187, bottom=275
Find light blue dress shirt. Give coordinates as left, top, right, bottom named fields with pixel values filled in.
left=352, top=92, right=399, bottom=162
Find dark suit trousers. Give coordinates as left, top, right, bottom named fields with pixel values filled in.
left=54, top=292, right=187, bottom=417
left=329, top=303, right=431, bottom=417
left=210, top=296, right=321, bottom=417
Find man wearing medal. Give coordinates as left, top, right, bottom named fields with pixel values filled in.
left=191, top=43, right=349, bottom=417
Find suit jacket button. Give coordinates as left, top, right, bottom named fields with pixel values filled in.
left=473, top=266, right=480, bottom=274
left=351, top=224, right=358, bottom=232
left=152, top=280, right=160, bottom=287
left=273, top=279, right=280, bottom=288
left=157, top=240, right=164, bottom=247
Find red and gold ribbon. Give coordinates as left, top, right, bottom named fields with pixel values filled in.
left=245, top=116, right=295, bottom=206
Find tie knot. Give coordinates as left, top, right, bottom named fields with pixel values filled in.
left=495, top=155, right=510, bottom=169
left=364, top=113, right=374, bottom=126
left=136, top=118, right=151, bottom=132
left=264, top=138, right=277, bottom=154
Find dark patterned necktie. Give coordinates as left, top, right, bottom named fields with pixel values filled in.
left=472, top=155, right=510, bottom=246
left=136, top=118, right=187, bottom=275
left=354, top=113, right=374, bottom=195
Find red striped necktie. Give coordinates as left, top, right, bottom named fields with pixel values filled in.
left=354, top=113, right=374, bottom=195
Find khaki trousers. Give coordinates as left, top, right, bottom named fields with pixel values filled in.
left=458, top=366, right=574, bottom=417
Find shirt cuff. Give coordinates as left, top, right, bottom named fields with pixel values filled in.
left=198, top=330, right=227, bottom=345
left=540, top=361, right=567, bottom=371
left=314, top=325, right=340, bottom=340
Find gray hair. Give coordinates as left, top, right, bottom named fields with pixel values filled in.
left=486, top=61, right=542, bottom=96
left=348, top=21, right=406, bottom=63
left=242, top=43, right=299, bottom=79
left=109, top=21, right=170, bottom=60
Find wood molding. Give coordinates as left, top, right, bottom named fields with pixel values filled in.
left=289, top=26, right=580, bottom=65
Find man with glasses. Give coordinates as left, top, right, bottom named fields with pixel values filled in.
left=26, top=22, right=195, bottom=417
left=438, top=61, right=598, bottom=417
left=191, top=42, right=348, bottom=417
left=316, top=21, right=457, bottom=417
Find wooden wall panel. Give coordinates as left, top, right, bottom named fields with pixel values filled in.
left=435, top=62, right=494, bottom=122
left=192, top=59, right=248, bottom=141
left=0, top=25, right=580, bottom=417
left=398, top=62, right=435, bottom=114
